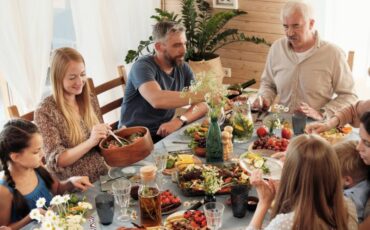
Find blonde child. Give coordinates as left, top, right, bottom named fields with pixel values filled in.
left=334, top=140, right=370, bottom=222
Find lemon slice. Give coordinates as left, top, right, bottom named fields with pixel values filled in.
left=175, top=154, right=194, bottom=167
left=254, top=159, right=264, bottom=168
left=234, top=124, right=244, bottom=132
left=245, top=158, right=253, bottom=165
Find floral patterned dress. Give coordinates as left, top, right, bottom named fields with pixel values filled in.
left=34, top=95, right=108, bottom=182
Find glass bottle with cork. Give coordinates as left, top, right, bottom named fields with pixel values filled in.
left=138, top=165, right=162, bottom=227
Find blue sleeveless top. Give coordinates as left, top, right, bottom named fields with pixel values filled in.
left=0, top=171, right=53, bottom=222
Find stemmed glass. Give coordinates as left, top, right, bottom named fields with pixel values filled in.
left=152, top=150, right=168, bottom=190
left=203, top=202, right=225, bottom=230
left=112, top=178, right=131, bottom=222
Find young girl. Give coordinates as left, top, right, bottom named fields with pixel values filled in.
left=0, top=119, right=93, bottom=229
left=34, top=47, right=110, bottom=182
left=247, top=134, right=358, bottom=230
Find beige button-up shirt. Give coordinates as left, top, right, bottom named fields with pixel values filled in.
left=334, top=100, right=370, bottom=127
left=258, top=32, right=357, bottom=116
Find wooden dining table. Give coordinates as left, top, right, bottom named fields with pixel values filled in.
left=23, top=113, right=360, bottom=230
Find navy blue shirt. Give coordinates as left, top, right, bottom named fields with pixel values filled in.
left=119, top=55, right=194, bottom=136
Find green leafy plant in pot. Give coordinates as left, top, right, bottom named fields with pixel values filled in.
left=125, top=0, right=269, bottom=80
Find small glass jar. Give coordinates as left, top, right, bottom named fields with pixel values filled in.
left=138, top=166, right=161, bottom=227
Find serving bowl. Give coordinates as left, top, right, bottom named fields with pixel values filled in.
left=99, top=126, right=153, bottom=167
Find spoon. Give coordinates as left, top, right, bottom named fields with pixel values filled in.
left=108, top=130, right=131, bottom=145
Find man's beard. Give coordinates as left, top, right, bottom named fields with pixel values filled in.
left=164, top=51, right=184, bottom=67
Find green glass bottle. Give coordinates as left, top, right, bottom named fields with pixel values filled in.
left=206, top=116, right=223, bottom=163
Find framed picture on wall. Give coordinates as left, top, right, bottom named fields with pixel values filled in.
left=213, top=0, right=239, bottom=9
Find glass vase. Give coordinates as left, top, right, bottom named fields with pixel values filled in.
left=231, top=101, right=254, bottom=143
left=206, top=116, right=223, bottom=163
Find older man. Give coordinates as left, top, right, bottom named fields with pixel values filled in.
left=119, top=21, right=207, bottom=142
left=256, top=1, right=357, bottom=120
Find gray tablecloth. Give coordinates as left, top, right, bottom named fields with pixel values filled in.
left=24, top=115, right=359, bottom=230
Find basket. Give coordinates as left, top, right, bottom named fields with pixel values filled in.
left=99, top=126, right=153, bottom=167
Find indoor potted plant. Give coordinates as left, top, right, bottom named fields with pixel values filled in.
left=125, top=0, right=269, bottom=80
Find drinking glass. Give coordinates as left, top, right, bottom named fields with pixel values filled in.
left=203, top=202, right=224, bottom=230
left=153, top=150, right=168, bottom=190
left=112, top=178, right=131, bottom=222
left=95, top=193, right=115, bottom=225
left=231, top=185, right=249, bottom=218
left=292, top=112, right=307, bottom=135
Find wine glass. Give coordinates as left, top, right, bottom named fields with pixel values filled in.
left=112, top=178, right=131, bottom=222
left=152, top=150, right=168, bottom=190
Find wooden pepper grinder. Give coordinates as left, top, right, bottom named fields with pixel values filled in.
left=222, top=126, right=234, bottom=161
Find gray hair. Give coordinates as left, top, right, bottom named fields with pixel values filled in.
left=280, top=1, right=314, bottom=22
left=152, top=21, right=185, bottom=42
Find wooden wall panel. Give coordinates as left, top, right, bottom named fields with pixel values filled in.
left=163, top=0, right=288, bottom=88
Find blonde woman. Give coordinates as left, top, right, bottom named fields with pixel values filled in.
left=35, top=47, right=109, bottom=182
left=247, top=134, right=358, bottom=230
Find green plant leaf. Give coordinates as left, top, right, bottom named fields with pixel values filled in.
left=124, top=0, right=269, bottom=63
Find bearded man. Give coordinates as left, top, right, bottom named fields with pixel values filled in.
left=119, top=21, right=207, bottom=142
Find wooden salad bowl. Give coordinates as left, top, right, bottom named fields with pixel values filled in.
left=99, top=126, right=153, bottom=167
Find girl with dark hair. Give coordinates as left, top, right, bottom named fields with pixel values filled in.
left=0, top=119, right=93, bottom=229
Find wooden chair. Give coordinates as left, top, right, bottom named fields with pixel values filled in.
left=7, top=105, right=34, bottom=121
left=88, top=65, right=127, bottom=129
left=347, top=50, right=354, bottom=71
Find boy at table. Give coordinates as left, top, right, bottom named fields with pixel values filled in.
left=334, top=140, right=370, bottom=222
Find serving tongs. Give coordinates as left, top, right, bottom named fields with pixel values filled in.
left=108, top=130, right=132, bottom=145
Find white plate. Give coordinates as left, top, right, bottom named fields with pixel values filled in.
left=108, top=161, right=152, bottom=179
left=239, top=156, right=283, bottom=180
left=164, top=210, right=186, bottom=226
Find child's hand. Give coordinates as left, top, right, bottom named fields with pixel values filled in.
left=69, top=176, right=93, bottom=192
left=250, top=170, right=276, bottom=207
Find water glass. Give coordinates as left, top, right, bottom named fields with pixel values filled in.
left=203, top=202, right=224, bottom=230
left=292, top=112, right=307, bottom=135
left=153, top=150, right=168, bottom=190
left=95, top=193, right=115, bottom=225
left=231, top=185, right=249, bottom=218
left=112, top=178, right=131, bottom=222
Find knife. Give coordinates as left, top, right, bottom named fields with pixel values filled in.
left=172, top=141, right=189, bottom=144
left=100, top=175, right=128, bottom=184
left=186, top=200, right=203, bottom=211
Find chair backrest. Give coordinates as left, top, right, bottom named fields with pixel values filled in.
left=347, top=50, right=354, bottom=71
left=7, top=105, right=34, bottom=121
left=88, top=65, right=127, bottom=129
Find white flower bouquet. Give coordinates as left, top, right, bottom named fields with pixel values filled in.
left=182, top=71, right=229, bottom=119
left=30, top=194, right=92, bottom=230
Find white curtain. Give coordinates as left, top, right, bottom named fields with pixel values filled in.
left=70, top=0, right=160, bottom=123
left=70, top=0, right=161, bottom=82
left=0, top=0, right=53, bottom=113
left=308, top=0, right=370, bottom=99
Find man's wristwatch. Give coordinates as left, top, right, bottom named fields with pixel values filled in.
left=177, top=115, right=188, bottom=127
